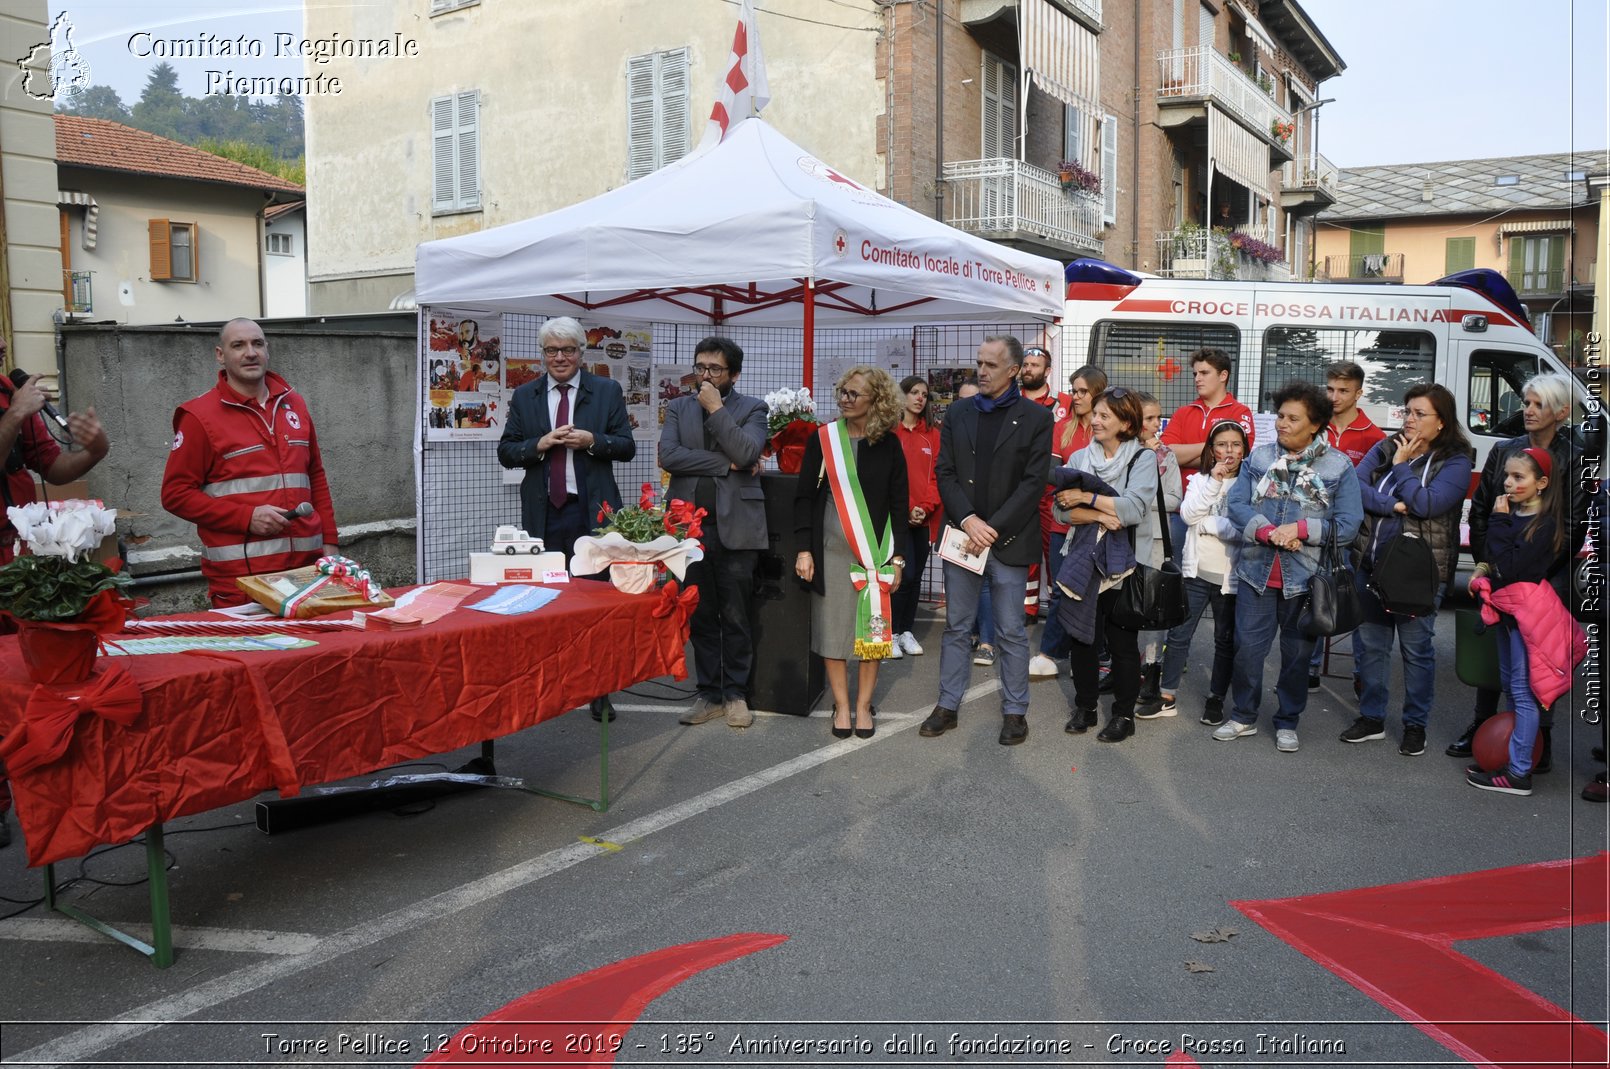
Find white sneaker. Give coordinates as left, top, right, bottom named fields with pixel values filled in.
left=1276, top=728, right=1300, bottom=752
left=899, top=631, right=924, bottom=656
left=1028, top=653, right=1059, bottom=680
left=1211, top=719, right=1258, bottom=741
left=887, top=639, right=904, bottom=659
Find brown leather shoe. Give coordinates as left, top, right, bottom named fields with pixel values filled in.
left=919, top=706, right=958, bottom=737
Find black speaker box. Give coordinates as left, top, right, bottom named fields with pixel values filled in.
left=748, top=472, right=824, bottom=715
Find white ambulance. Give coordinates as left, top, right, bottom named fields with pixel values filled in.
left=1057, top=258, right=1599, bottom=476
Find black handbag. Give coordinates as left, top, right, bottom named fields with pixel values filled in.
left=1111, top=456, right=1187, bottom=631
left=1300, top=520, right=1362, bottom=638
left=1361, top=455, right=1441, bottom=618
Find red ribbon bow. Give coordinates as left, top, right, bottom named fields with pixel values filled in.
left=0, top=662, right=143, bottom=775
left=652, top=579, right=700, bottom=622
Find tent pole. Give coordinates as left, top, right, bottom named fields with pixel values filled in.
left=802, top=277, right=815, bottom=389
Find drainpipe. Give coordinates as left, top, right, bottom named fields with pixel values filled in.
left=934, top=0, right=944, bottom=221
left=1132, top=0, right=1141, bottom=267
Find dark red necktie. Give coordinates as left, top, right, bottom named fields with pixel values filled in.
left=548, top=382, right=570, bottom=509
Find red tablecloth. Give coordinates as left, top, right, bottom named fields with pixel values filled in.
left=0, top=580, right=692, bottom=866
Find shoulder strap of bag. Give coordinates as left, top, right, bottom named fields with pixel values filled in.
left=1119, top=448, right=1176, bottom=563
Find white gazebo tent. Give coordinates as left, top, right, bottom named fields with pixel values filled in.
left=415, top=117, right=1064, bottom=386
left=411, top=118, right=1066, bottom=584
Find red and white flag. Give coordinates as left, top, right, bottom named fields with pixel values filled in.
left=698, top=0, right=770, bottom=149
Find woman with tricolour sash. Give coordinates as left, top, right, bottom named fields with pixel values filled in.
left=794, top=367, right=910, bottom=740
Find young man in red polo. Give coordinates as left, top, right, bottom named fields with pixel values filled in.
left=1160, top=348, right=1253, bottom=551
left=1314, top=359, right=1386, bottom=690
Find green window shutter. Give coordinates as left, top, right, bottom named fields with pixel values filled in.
left=1547, top=234, right=1566, bottom=290
left=1444, top=237, right=1475, bottom=274
left=1350, top=225, right=1385, bottom=257
left=1508, top=236, right=1525, bottom=284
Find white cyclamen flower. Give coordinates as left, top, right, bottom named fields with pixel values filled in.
left=6, top=501, right=117, bottom=562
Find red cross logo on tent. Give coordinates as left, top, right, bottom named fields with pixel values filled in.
left=833, top=229, right=848, bottom=256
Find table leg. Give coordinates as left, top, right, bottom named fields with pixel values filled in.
left=44, top=824, right=174, bottom=967
left=526, top=696, right=612, bottom=813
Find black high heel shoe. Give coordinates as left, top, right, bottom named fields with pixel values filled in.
left=853, top=707, right=876, bottom=739
left=831, top=707, right=853, bottom=740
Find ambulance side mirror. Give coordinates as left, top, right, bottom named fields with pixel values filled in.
left=1461, top=314, right=1489, bottom=333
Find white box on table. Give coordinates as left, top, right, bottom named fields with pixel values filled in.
left=469, top=550, right=569, bottom=585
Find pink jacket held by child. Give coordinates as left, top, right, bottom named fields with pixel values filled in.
left=1470, top=576, right=1587, bottom=708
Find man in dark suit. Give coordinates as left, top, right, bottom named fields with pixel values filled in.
left=921, top=335, right=1053, bottom=746
left=497, top=316, right=635, bottom=564
left=659, top=337, right=769, bottom=730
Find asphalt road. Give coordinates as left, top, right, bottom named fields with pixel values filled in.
left=0, top=602, right=1605, bottom=1069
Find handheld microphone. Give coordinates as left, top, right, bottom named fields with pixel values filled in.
left=7, top=368, right=69, bottom=429
left=280, top=502, right=314, bottom=521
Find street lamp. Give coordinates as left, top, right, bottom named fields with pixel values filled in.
left=1297, top=97, right=1335, bottom=279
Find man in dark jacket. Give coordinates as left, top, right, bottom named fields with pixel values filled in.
left=1450, top=372, right=1586, bottom=760
left=497, top=316, right=635, bottom=563
left=921, top=335, right=1053, bottom=746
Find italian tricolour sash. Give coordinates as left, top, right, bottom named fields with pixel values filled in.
left=820, top=421, right=895, bottom=660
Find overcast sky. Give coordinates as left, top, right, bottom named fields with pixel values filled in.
left=43, top=0, right=1610, bottom=170
left=1285, top=0, right=1606, bottom=167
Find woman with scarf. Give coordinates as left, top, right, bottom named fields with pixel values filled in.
left=1340, top=384, right=1472, bottom=757
left=1053, top=386, right=1159, bottom=743
left=795, top=367, right=910, bottom=739
left=1215, top=382, right=1362, bottom=754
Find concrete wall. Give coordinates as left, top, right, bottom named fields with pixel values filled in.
left=57, top=166, right=270, bottom=325
left=0, top=0, right=64, bottom=376
left=305, top=0, right=883, bottom=314
left=58, top=322, right=418, bottom=613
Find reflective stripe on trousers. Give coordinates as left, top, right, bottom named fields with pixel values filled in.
left=201, top=534, right=324, bottom=562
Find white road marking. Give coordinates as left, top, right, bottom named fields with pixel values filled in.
left=6, top=680, right=999, bottom=1068
left=0, top=918, right=319, bottom=956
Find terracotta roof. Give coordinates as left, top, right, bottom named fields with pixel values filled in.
left=264, top=201, right=305, bottom=221
left=55, top=115, right=304, bottom=196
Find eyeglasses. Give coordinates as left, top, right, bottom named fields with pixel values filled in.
left=1104, top=386, right=1133, bottom=399
left=837, top=388, right=863, bottom=403
left=1070, top=387, right=1092, bottom=396
left=694, top=363, right=729, bottom=376
left=542, top=345, right=580, bottom=357
left=1024, top=347, right=1049, bottom=358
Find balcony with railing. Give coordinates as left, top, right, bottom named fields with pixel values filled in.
left=1317, top=252, right=1405, bottom=283
left=1065, top=0, right=1102, bottom=29
left=1509, top=267, right=1568, bottom=298
left=943, top=158, right=1104, bottom=258
left=1280, top=152, right=1338, bottom=214
left=63, top=270, right=92, bottom=315
left=1154, top=226, right=1292, bottom=281
left=1155, top=46, right=1294, bottom=148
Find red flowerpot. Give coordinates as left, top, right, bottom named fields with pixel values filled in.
left=17, top=622, right=99, bottom=684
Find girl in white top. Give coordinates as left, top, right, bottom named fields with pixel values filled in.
left=1155, top=420, right=1248, bottom=724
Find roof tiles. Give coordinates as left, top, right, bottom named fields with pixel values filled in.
left=55, top=114, right=304, bottom=196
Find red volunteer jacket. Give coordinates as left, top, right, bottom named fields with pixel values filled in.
left=161, top=371, right=336, bottom=606
left=1326, top=411, right=1387, bottom=467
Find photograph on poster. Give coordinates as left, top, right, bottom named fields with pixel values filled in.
left=424, top=310, right=505, bottom=441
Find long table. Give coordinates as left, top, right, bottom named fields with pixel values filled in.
left=0, top=578, right=694, bottom=964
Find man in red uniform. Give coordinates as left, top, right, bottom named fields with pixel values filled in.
left=1160, top=347, right=1254, bottom=553
left=161, top=318, right=337, bottom=608
left=1312, top=359, right=1387, bottom=689
left=1018, top=345, right=1068, bottom=625
left=0, top=334, right=112, bottom=848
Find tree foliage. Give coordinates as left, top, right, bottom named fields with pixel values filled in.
left=58, top=62, right=305, bottom=164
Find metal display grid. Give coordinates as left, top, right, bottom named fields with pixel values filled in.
left=417, top=314, right=1053, bottom=596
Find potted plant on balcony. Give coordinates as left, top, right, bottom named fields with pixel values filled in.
left=1057, top=160, right=1100, bottom=197
left=1257, top=72, right=1273, bottom=95
left=1270, top=119, right=1294, bottom=146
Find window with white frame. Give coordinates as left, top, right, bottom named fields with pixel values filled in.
left=1101, top=114, right=1117, bottom=225
left=626, top=47, right=690, bottom=181
left=431, top=90, right=481, bottom=214
left=982, top=51, right=1017, bottom=159
left=266, top=232, right=293, bottom=256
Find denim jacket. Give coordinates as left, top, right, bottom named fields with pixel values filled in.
left=1227, top=440, right=1363, bottom=597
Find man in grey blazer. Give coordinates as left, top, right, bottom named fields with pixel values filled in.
left=497, top=316, right=636, bottom=564
left=922, top=335, right=1054, bottom=746
left=659, top=337, right=769, bottom=730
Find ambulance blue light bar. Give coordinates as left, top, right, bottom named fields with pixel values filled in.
left=1431, top=268, right=1531, bottom=328
left=1064, top=258, right=1142, bottom=300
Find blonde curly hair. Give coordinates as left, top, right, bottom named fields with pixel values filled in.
left=836, top=365, right=901, bottom=443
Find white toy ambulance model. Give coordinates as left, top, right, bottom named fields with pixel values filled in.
left=491, top=526, right=544, bottom=555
